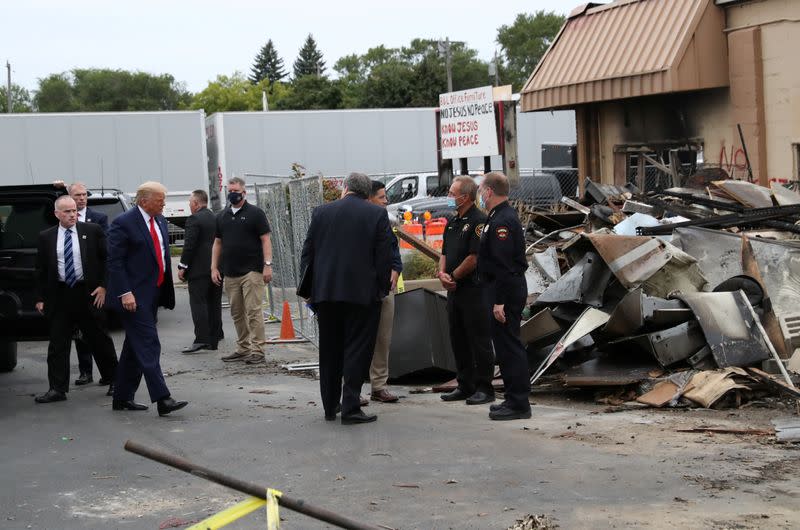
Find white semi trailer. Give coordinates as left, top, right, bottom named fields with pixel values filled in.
left=0, top=111, right=210, bottom=222
left=206, top=107, right=576, bottom=189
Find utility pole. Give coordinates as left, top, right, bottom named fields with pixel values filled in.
left=262, top=90, right=268, bottom=111
left=438, top=38, right=453, bottom=92
left=493, top=50, right=500, bottom=86
left=6, top=61, right=11, bottom=113
left=445, top=37, right=453, bottom=92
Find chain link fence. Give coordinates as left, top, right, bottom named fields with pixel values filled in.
left=254, top=176, right=323, bottom=346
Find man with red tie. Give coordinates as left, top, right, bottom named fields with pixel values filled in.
left=107, top=181, right=187, bottom=416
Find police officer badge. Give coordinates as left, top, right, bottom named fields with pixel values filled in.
left=462, top=223, right=470, bottom=233
left=475, top=223, right=485, bottom=237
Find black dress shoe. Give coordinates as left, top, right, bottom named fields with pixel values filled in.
left=489, top=405, right=532, bottom=421
left=490, top=401, right=510, bottom=412
left=75, top=373, right=93, bottom=386
left=35, top=389, right=67, bottom=403
left=106, top=383, right=115, bottom=397
left=112, top=400, right=148, bottom=411
left=466, top=391, right=496, bottom=405
left=341, top=410, right=377, bottom=425
left=440, top=388, right=471, bottom=401
left=157, top=397, right=188, bottom=416
left=182, top=343, right=210, bottom=354
left=98, top=377, right=112, bottom=385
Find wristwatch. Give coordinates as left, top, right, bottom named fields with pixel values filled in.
left=264, top=261, right=272, bottom=267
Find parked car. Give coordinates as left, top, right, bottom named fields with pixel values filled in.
left=0, top=185, right=66, bottom=371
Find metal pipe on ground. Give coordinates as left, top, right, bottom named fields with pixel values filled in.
left=124, top=440, right=382, bottom=530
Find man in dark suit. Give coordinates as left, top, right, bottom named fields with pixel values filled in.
left=68, top=181, right=112, bottom=387
left=34, top=195, right=118, bottom=403
left=300, top=172, right=393, bottom=425
left=107, top=181, right=188, bottom=416
left=178, top=189, right=223, bottom=353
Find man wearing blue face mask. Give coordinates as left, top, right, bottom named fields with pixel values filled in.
left=211, top=177, right=273, bottom=365
left=437, top=176, right=495, bottom=406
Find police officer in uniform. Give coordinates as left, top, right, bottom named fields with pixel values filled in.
left=437, top=176, right=495, bottom=405
left=477, top=172, right=531, bottom=421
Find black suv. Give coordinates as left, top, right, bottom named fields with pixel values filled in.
left=0, top=185, right=130, bottom=372
left=0, top=185, right=66, bottom=371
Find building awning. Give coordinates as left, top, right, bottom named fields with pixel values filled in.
left=521, top=0, right=729, bottom=112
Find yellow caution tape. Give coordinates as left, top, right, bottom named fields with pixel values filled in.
left=187, top=496, right=266, bottom=530
left=266, top=488, right=283, bottom=530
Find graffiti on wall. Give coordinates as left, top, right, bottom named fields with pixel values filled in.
left=718, top=142, right=750, bottom=181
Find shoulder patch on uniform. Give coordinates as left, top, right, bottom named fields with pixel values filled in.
left=496, top=226, right=509, bottom=240
left=475, top=223, right=485, bottom=237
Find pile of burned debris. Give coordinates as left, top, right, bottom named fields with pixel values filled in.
left=522, top=177, right=800, bottom=409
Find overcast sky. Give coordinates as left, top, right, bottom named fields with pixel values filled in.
left=3, top=0, right=573, bottom=94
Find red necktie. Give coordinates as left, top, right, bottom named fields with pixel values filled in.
left=149, top=217, right=164, bottom=287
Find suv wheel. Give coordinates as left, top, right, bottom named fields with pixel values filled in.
left=0, top=341, right=18, bottom=372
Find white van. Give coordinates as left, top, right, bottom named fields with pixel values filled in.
left=384, top=173, right=444, bottom=204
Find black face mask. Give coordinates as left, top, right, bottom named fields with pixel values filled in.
left=228, top=191, right=244, bottom=205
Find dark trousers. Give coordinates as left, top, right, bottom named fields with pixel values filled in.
left=113, top=293, right=170, bottom=403
left=45, top=283, right=118, bottom=393
left=188, top=276, right=223, bottom=346
left=488, top=277, right=531, bottom=411
left=447, top=284, right=495, bottom=395
left=75, top=306, right=110, bottom=376
left=316, top=301, right=381, bottom=417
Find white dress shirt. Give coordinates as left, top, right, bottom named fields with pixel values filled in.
left=138, top=205, right=166, bottom=272
left=77, top=207, right=88, bottom=222
left=56, top=224, right=84, bottom=282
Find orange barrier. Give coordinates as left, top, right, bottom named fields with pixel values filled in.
left=425, top=219, right=447, bottom=250
left=399, top=223, right=423, bottom=249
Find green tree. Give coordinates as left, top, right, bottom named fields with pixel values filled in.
left=34, top=69, right=191, bottom=112
left=277, top=75, right=341, bottom=110
left=249, top=39, right=287, bottom=84
left=293, top=34, right=326, bottom=78
left=0, top=83, right=33, bottom=112
left=34, top=73, right=77, bottom=112
left=496, top=11, right=565, bottom=91
left=190, top=73, right=292, bottom=113
left=401, top=39, right=489, bottom=106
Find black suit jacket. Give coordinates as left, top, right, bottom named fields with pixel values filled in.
left=83, top=207, right=109, bottom=234
left=300, top=194, right=392, bottom=306
left=35, top=223, right=108, bottom=311
left=179, top=208, right=216, bottom=280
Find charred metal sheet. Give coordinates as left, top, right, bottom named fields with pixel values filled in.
left=585, top=178, right=636, bottom=204
left=677, top=291, right=771, bottom=368
left=713, top=180, right=773, bottom=208
left=531, top=307, right=610, bottom=385
left=671, top=227, right=800, bottom=319
left=607, top=321, right=706, bottom=367
left=712, top=275, right=764, bottom=307
left=563, top=358, right=660, bottom=387
left=771, top=182, right=800, bottom=206
left=585, top=233, right=671, bottom=289
left=687, top=345, right=716, bottom=370
left=535, top=251, right=611, bottom=308
left=622, top=200, right=655, bottom=215
left=388, top=288, right=457, bottom=378
left=603, top=288, right=690, bottom=338
left=520, top=308, right=562, bottom=346
left=638, top=204, right=800, bottom=236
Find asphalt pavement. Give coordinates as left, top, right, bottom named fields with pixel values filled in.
left=1, top=287, right=799, bottom=529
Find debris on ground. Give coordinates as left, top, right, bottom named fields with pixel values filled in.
left=507, top=513, right=559, bottom=530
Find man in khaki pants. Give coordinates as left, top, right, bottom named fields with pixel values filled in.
left=211, top=177, right=273, bottom=364
left=366, top=180, right=402, bottom=403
